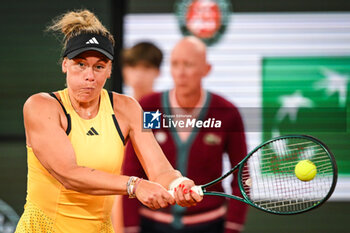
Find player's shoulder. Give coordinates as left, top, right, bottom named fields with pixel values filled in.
left=109, top=91, right=140, bottom=112
left=23, top=92, right=65, bottom=123
left=24, top=92, right=60, bottom=111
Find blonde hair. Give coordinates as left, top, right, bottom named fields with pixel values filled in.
left=47, top=9, right=115, bottom=49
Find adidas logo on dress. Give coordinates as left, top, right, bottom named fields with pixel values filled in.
left=86, top=37, right=99, bottom=44
left=87, top=127, right=99, bottom=136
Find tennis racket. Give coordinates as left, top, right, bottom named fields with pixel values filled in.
left=172, top=135, right=338, bottom=215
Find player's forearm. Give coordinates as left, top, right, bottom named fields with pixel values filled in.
left=152, top=169, right=182, bottom=189
left=53, top=166, right=129, bottom=195
left=136, top=143, right=182, bottom=189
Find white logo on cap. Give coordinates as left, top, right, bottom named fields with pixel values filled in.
left=86, top=37, right=99, bottom=44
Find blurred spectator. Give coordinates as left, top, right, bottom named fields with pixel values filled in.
left=122, top=36, right=248, bottom=233
left=122, top=42, right=163, bottom=101
left=112, top=41, right=163, bottom=233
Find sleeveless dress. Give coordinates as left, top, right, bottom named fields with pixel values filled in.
left=15, top=89, right=125, bottom=233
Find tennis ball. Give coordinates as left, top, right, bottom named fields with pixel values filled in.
left=295, top=160, right=317, bottom=181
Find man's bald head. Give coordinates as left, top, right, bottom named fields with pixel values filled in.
left=170, top=36, right=211, bottom=97
left=172, top=36, right=207, bottom=64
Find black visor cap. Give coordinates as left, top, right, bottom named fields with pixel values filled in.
left=63, top=33, right=114, bottom=61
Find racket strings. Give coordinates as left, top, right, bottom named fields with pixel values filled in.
left=257, top=142, right=318, bottom=161
left=258, top=140, right=314, bottom=153
left=258, top=155, right=330, bottom=173
left=240, top=137, right=334, bottom=213
left=257, top=198, right=321, bottom=210
left=259, top=146, right=321, bottom=162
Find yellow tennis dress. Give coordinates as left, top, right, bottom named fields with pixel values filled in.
left=15, top=89, right=125, bottom=233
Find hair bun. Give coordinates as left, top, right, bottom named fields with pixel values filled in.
left=47, top=9, right=114, bottom=48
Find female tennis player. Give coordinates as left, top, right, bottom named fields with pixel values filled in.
left=15, top=9, right=202, bottom=233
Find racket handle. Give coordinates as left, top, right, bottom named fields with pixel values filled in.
left=168, top=185, right=203, bottom=197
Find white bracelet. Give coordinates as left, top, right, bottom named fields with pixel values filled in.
left=126, top=176, right=139, bottom=198
left=168, top=177, right=190, bottom=190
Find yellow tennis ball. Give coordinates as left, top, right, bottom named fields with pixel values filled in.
left=295, top=160, right=317, bottom=181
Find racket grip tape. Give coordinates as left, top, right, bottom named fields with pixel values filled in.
left=168, top=185, right=203, bottom=197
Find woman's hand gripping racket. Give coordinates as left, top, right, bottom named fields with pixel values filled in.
left=169, top=135, right=338, bottom=215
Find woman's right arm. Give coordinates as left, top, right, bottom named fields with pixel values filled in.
left=24, top=93, right=132, bottom=195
